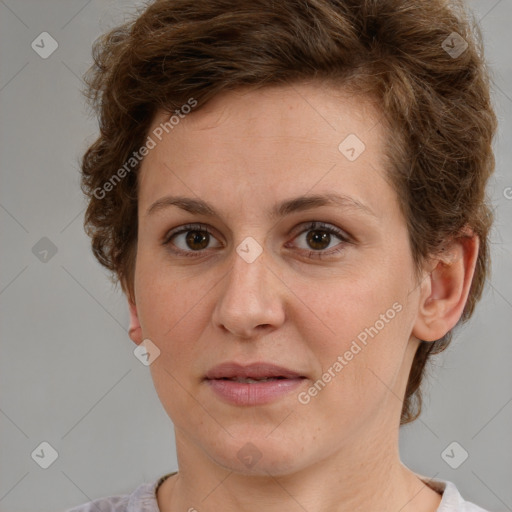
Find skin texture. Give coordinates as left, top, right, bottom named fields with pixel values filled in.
left=127, top=82, right=479, bottom=512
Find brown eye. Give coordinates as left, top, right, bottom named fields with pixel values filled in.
left=290, top=221, right=350, bottom=260
left=163, top=223, right=221, bottom=256
left=185, top=230, right=210, bottom=251
left=305, top=230, right=332, bottom=250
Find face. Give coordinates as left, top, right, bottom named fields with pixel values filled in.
left=130, top=83, right=424, bottom=476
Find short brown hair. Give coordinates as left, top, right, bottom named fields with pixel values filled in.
left=81, top=0, right=497, bottom=424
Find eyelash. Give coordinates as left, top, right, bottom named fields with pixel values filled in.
left=162, top=222, right=351, bottom=260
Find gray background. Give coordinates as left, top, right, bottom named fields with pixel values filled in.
left=0, top=1, right=511, bottom=511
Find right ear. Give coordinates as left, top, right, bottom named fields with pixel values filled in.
left=128, top=300, right=143, bottom=345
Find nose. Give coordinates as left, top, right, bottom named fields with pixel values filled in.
left=211, top=245, right=286, bottom=340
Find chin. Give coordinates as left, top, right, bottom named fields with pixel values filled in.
left=207, top=433, right=312, bottom=477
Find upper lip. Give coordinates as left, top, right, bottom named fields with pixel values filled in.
left=205, top=362, right=305, bottom=380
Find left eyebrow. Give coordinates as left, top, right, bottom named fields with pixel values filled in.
left=146, top=192, right=377, bottom=219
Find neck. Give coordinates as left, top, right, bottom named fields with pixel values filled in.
left=158, top=423, right=442, bottom=512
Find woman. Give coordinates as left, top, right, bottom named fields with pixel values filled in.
left=68, top=0, right=497, bottom=510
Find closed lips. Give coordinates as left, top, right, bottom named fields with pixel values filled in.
left=219, top=376, right=291, bottom=383
left=204, top=362, right=306, bottom=381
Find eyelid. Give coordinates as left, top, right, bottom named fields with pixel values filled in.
left=162, top=223, right=218, bottom=244
left=289, top=220, right=351, bottom=241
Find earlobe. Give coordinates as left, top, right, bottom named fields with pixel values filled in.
left=412, top=233, right=479, bottom=342
left=128, top=300, right=143, bottom=345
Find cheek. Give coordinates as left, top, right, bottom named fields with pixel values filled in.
left=296, top=264, right=407, bottom=349
left=293, top=268, right=413, bottom=407
left=137, top=271, right=212, bottom=423
left=136, top=247, right=199, bottom=330
left=134, top=258, right=212, bottom=371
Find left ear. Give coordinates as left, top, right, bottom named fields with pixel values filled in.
left=412, top=229, right=480, bottom=342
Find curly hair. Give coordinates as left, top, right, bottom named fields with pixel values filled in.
left=80, top=0, right=497, bottom=424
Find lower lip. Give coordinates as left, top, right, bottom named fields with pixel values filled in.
left=205, top=378, right=305, bottom=406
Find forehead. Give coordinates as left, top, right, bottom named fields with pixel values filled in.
left=138, top=83, right=395, bottom=221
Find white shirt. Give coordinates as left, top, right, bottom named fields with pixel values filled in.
left=65, top=473, right=491, bottom=512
